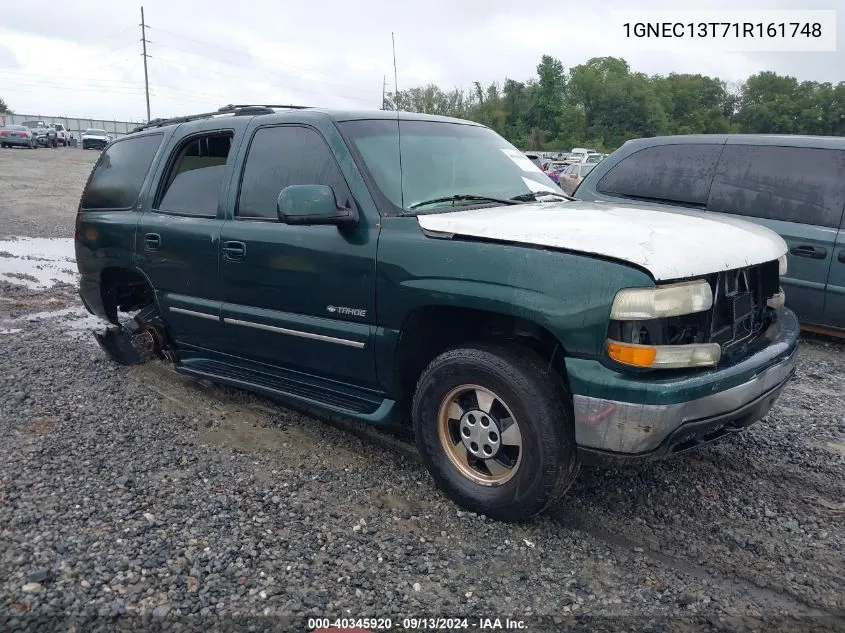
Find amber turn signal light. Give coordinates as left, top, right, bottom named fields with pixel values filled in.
left=606, top=341, right=658, bottom=367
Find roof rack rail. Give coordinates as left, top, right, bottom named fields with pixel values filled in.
left=218, top=104, right=310, bottom=111
left=129, top=103, right=308, bottom=133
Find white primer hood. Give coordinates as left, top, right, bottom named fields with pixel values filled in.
left=416, top=201, right=788, bottom=281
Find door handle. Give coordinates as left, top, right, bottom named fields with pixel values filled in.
left=789, top=244, right=827, bottom=260
left=838, top=250, right=845, bottom=263
left=222, top=241, right=246, bottom=261
left=144, top=233, right=161, bottom=250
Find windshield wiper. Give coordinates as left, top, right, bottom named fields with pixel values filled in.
left=408, top=194, right=520, bottom=210
left=510, top=191, right=575, bottom=202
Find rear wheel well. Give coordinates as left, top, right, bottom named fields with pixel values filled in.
left=100, top=267, right=155, bottom=324
left=395, top=306, right=571, bottom=403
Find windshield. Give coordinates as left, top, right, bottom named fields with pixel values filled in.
left=339, top=119, right=562, bottom=214
left=585, top=154, right=602, bottom=164
left=85, top=129, right=107, bottom=135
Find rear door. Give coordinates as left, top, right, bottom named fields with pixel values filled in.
left=135, top=122, right=242, bottom=350
left=706, top=143, right=845, bottom=325
left=822, top=213, right=845, bottom=329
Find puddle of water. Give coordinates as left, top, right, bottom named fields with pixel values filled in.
left=0, top=237, right=77, bottom=289
left=3, top=305, right=103, bottom=343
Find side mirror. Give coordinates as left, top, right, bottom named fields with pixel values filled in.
left=277, top=184, right=358, bottom=227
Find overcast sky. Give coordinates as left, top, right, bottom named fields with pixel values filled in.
left=0, top=0, right=841, bottom=123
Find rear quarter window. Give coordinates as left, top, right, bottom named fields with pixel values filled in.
left=80, top=133, right=164, bottom=210
left=596, top=144, right=723, bottom=206
left=707, top=145, right=845, bottom=228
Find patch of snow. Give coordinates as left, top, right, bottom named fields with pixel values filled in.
left=0, top=328, right=23, bottom=335
left=0, top=237, right=77, bottom=289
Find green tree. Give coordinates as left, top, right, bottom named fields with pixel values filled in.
left=0, top=97, right=10, bottom=114
left=735, top=71, right=802, bottom=133
left=534, top=55, right=566, bottom=136
left=387, top=58, right=842, bottom=150
left=653, top=73, right=732, bottom=134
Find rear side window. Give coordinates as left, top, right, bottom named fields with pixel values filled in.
left=707, top=145, right=845, bottom=228
left=155, top=132, right=232, bottom=217
left=596, top=144, right=722, bottom=206
left=80, top=134, right=163, bottom=210
left=237, top=126, right=352, bottom=220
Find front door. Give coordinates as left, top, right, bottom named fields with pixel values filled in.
left=217, top=124, right=379, bottom=387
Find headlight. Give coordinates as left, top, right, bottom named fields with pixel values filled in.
left=778, top=254, right=788, bottom=276
left=607, top=340, right=721, bottom=369
left=610, top=280, right=713, bottom=320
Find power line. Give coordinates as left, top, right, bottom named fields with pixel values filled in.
left=151, top=41, right=377, bottom=97
left=150, top=56, right=375, bottom=105
left=0, top=70, right=145, bottom=88
left=148, top=25, right=385, bottom=90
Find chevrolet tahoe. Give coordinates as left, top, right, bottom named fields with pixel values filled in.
left=74, top=105, right=799, bottom=521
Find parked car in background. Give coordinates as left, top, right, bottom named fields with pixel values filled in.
left=558, top=163, right=596, bottom=195
left=543, top=161, right=570, bottom=184
left=81, top=128, right=111, bottom=150
left=568, top=147, right=596, bottom=163
left=583, top=153, right=606, bottom=165
left=575, top=134, right=845, bottom=333
left=0, top=125, right=38, bottom=149
left=51, top=124, right=69, bottom=146
left=21, top=120, right=49, bottom=144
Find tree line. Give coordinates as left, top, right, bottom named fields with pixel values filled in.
left=382, top=56, right=845, bottom=152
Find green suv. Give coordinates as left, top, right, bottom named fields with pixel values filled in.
left=75, top=105, right=799, bottom=521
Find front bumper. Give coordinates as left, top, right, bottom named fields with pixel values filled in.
left=569, top=308, right=799, bottom=460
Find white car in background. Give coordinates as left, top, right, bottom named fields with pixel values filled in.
left=582, top=152, right=606, bottom=165
left=51, top=124, right=69, bottom=146
left=81, top=128, right=112, bottom=150
left=567, top=147, right=596, bottom=163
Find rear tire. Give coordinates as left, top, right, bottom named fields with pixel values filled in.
left=412, top=343, right=579, bottom=522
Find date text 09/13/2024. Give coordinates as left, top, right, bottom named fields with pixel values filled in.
left=310, top=616, right=527, bottom=630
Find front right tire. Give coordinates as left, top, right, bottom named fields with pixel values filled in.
left=412, top=343, right=580, bottom=522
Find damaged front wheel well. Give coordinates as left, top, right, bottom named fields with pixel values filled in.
left=100, top=267, right=156, bottom=325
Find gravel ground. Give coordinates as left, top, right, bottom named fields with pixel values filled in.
left=0, top=148, right=843, bottom=632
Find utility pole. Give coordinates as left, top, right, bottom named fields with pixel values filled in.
left=382, top=75, right=387, bottom=110
left=140, top=6, right=151, bottom=122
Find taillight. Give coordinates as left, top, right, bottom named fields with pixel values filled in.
left=21, top=132, right=30, bottom=138
left=0, top=131, right=7, bottom=136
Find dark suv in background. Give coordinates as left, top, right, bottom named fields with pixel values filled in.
left=575, top=135, right=845, bottom=333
